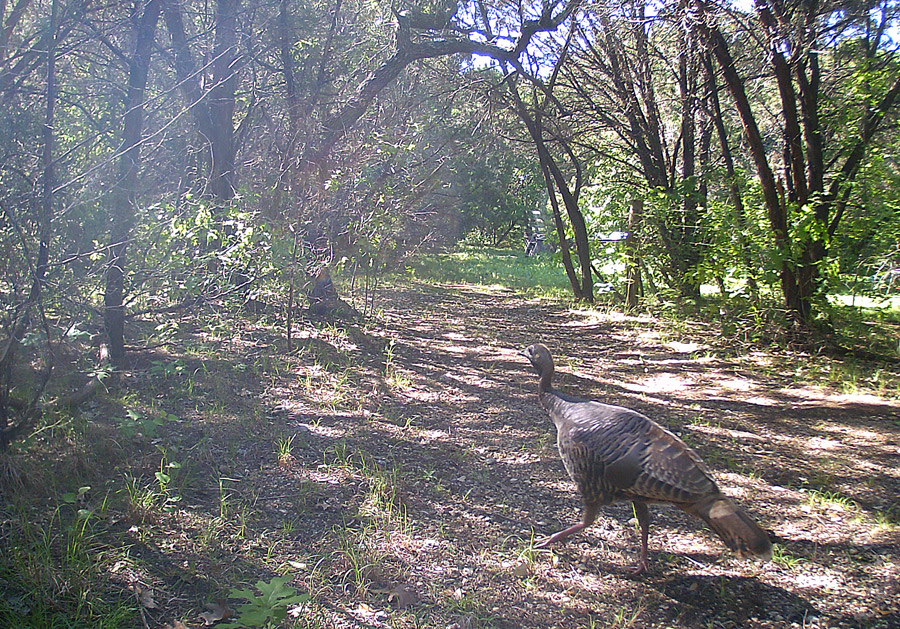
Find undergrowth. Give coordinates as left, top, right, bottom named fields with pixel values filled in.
left=1, top=248, right=898, bottom=627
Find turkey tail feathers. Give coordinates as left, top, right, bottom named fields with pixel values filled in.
left=686, top=495, right=773, bottom=562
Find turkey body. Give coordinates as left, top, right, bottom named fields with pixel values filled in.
left=523, top=343, right=772, bottom=574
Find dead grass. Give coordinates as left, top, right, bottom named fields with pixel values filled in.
left=2, top=280, right=899, bottom=628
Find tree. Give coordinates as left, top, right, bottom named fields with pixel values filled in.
left=0, top=0, right=59, bottom=448
left=453, top=136, right=545, bottom=247
left=474, top=4, right=595, bottom=301
left=559, top=1, right=713, bottom=301
left=104, top=0, right=163, bottom=369
left=164, top=0, right=242, bottom=202
left=692, top=0, right=900, bottom=329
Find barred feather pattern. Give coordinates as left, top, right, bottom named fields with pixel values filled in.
left=524, top=343, right=772, bottom=569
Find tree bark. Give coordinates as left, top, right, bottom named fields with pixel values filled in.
left=104, top=0, right=162, bottom=369
left=163, top=0, right=240, bottom=201
left=624, top=199, right=642, bottom=309
left=506, top=83, right=592, bottom=302
left=703, top=52, right=758, bottom=299
left=207, top=0, right=240, bottom=200
left=539, top=148, right=582, bottom=299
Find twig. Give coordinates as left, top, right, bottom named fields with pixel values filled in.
left=133, top=587, right=151, bottom=629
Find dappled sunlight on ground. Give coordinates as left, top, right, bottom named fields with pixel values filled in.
left=5, top=278, right=898, bottom=628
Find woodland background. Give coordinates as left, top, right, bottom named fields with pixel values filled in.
left=1, top=0, right=900, bottom=627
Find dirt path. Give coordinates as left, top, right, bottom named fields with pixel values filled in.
left=220, top=281, right=896, bottom=628
left=110, top=281, right=900, bottom=628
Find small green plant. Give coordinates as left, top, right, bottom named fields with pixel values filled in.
left=802, top=488, right=857, bottom=512
left=148, top=358, right=185, bottom=380
left=384, top=338, right=411, bottom=389
left=873, top=506, right=899, bottom=530
left=332, top=523, right=385, bottom=597
left=218, top=477, right=239, bottom=520
left=771, top=544, right=803, bottom=570
left=609, top=602, right=645, bottom=628
left=511, top=534, right=543, bottom=576
left=117, top=408, right=178, bottom=439
left=357, top=465, right=408, bottom=532
left=276, top=434, right=297, bottom=465
left=154, top=447, right=183, bottom=511
left=326, top=441, right=353, bottom=469
left=222, top=575, right=310, bottom=628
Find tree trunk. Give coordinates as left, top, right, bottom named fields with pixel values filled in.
left=163, top=0, right=240, bottom=202
left=696, top=0, right=900, bottom=328
left=503, top=76, right=590, bottom=301
left=1, top=0, right=57, bottom=449
left=547, top=140, right=593, bottom=302
left=538, top=153, right=582, bottom=299
left=703, top=52, right=758, bottom=299
left=677, top=37, right=702, bottom=303
left=624, top=199, right=642, bottom=309
left=692, top=0, right=801, bottom=321
left=104, top=0, right=162, bottom=369
left=207, top=0, right=240, bottom=200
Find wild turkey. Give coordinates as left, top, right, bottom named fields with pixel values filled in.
left=522, top=342, right=772, bottom=574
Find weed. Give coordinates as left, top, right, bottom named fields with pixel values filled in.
left=802, top=488, right=857, bottom=512
left=772, top=544, right=804, bottom=570
left=444, top=589, right=497, bottom=626
left=149, top=358, right=186, bottom=380
left=117, top=407, right=178, bottom=439
left=0, top=498, right=138, bottom=627
left=385, top=338, right=412, bottom=389
left=124, top=474, right=160, bottom=522
left=325, top=440, right=353, bottom=469
left=609, top=600, right=646, bottom=628
left=276, top=434, right=297, bottom=466
left=331, top=523, right=386, bottom=597
left=222, top=575, right=310, bottom=628
left=154, top=446, right=183, bottom=511
left=509, top=533, right=546, bottom=571
left=219, top=477, right=240, bottom=520
left=873, top=506, right=899, bottom=530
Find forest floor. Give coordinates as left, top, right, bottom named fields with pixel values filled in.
left=3, top=278, right=900, bottom=628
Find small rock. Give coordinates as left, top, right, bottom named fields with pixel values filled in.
left=514, top=561, right=531, bottom=577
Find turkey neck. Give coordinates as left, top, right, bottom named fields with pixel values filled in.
left=537, top=361, right=554, bottom=396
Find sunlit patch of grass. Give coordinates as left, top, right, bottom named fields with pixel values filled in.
left=321, top=445, right=409, bottom=534
left=357, top=465, right=409, bottom=533
left=795, top=355, right=900, bottom=399
left=801, top=488, right=858, bottom=512
left=300, top=364, right=356, bottom=410
left=404, top=247, right=572, bottom=300
left=771, top=544, right=804, bottom=570
left=873, top=506, right=899, bottom=531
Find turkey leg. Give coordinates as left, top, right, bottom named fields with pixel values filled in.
left=535, top=503, right=599, bottom=548
left=631, top=501, right=651, bottom=574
